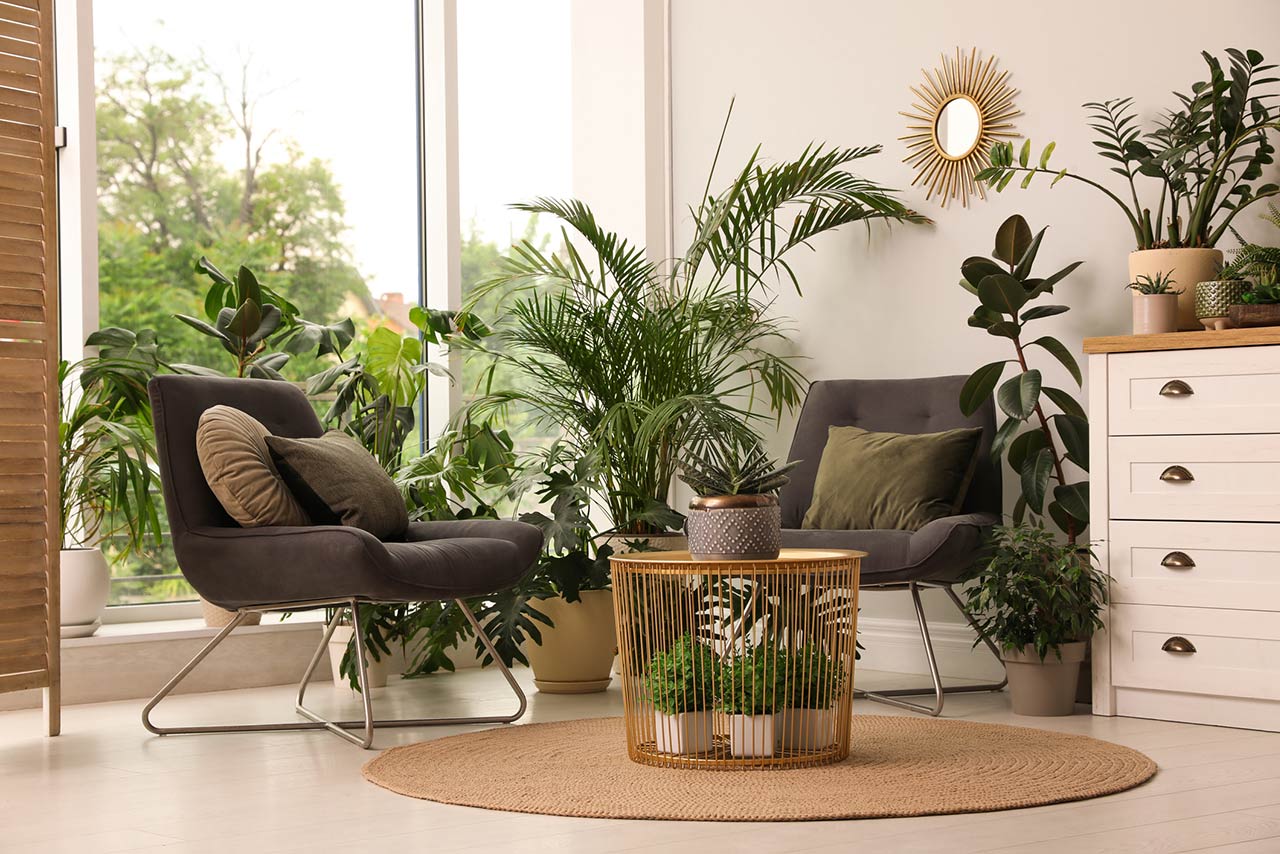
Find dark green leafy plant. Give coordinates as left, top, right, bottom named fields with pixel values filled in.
left=976, top=49, right=1279, bottom=249
left=678, top=442, right=798, bottom=497
left=784, top=643, right=840, bottom=709
left=963, top=524, right=1107, bottom=661
left=1225, top=203, right=1280, bottom=302
left=719, top=643, right=785, bottom=715
left=1126, top=272, right=1183, bottom=295
left=958, top=214, right=1089, bottom=543
left=644, top=634, right=721, bottom=715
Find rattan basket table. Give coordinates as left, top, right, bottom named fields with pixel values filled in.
left=610, top=548, right=863, bottom=769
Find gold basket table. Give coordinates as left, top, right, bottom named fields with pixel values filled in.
left=610, top=549, right=863, bottom=769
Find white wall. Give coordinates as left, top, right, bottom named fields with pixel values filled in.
left=668, top=0, right=1280, bottom=631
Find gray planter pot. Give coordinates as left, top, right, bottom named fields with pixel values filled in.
left=686, top=495, right=781, bottom=561
left=1002, top=640, right=1086, bottom=716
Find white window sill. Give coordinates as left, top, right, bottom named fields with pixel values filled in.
left=64, top=610, right=326, bottom=648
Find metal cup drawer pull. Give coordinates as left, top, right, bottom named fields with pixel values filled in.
left=1160, top=551, right=1196, bottom=569
left=1159, top=465, right=1196, bottom=483
left=1159, top=379, right=1195, bottom=397
left=1161, top=636, right=1197, bottom=654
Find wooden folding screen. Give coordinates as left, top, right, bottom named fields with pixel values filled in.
left=0, top=0, right=60, bottom=736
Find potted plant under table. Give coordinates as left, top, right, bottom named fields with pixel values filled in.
left=721, top=643, right=784, bottom=757
left=644, top=634, right=719, bottom=755
left=776, top=642, right=840, bottom=752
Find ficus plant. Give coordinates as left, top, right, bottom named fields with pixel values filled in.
left=958, top=214, right=1089, bottom=544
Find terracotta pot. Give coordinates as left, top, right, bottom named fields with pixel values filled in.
left=524, top=589, right=617, bottom=693
left=686, top=494, right=781, bottom=561
left=59, top=547, right=110, bottom=638
left=327, top=624, right=390, bottom=690
left=1129, top=248, right=1223, bottom=331
left=1229, top=303, right=1280, bottom=328
left=200, top=597, right=262, bottom=628
left=1130, top=292, right=1179, bottom=335
left=653, top=710, right=714, bottom=755
left=1002, top=640, right=1086, bottom=716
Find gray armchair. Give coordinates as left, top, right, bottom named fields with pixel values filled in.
left=778, top=376, right=1005, bottom=715
left=142, top=375, right=542, bottom=747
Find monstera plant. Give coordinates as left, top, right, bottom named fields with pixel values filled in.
left=957, top=215, right=1089, bottom=544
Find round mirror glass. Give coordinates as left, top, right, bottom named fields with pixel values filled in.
left=935, top=97, right=981, bottom=158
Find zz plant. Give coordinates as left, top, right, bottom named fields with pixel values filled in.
left=958, top=214, right=1089, bottom=543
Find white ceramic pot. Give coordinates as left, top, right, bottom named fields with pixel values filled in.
left=1130, top=292, right=1179, bottom=335
left=775, top=707, right=835, bottom=752
left=728, top=713, right=775, bottom=758
left=327, top=624, right=390, bottom=690
left=524, top=590, right=617, bottom=693
left=59, top=547, right=110, bottom=638
left=653, top=710, right=714, bottom=755
left=1129, top=248, right=1223, bottom=331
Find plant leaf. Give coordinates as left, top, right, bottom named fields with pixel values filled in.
left=1042, top=386, right=1086, bottom=420
left=1053, top=481, right=1090, bottom=525
left=998, top=369, right=1042, bottom=420
left=978, top=273, right=1030, bottom=315
left=960, top=361, right=1008, bottom=416
left=1053, top=414, right=1090, bottom=470
left=1021, top=305, right=1069, bottom=321
left=1029, top=335, right=1082, bottom=385
left=1021, top=447, right=1054, bottom=514
left=993, top=215, right=1033, bottom=265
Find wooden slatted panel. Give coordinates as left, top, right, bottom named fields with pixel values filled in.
left=0, top=0, right=57, bottom=734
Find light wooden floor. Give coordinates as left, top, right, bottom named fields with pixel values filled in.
left=2, top=668, right=1279, bottom=854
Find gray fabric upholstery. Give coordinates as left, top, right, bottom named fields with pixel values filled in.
left=778, top=377, right=1000, bottom=586
left=149, top=375, right=542, bottom=609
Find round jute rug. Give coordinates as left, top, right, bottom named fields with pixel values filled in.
left=362, top=715, right=1156, bottom=821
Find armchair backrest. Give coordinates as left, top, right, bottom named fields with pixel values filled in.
left=148, top=375, right=324, bottom=538
left=778, top=376, right=1001, bottom=529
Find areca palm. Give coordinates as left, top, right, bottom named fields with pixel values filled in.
left=460, top=111, right=927, bottom=536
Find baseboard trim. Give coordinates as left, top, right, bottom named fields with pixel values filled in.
left=856, top=616, right=1005, bottom=683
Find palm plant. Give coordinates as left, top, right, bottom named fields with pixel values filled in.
left=457, top=106, right=927, bottom=536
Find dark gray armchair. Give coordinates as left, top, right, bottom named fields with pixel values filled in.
left=778, top=376, right=1005, bottom=715
left=142, top=375, right=542, bottom=747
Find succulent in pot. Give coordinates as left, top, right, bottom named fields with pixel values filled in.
left=678, top=444, right=798, bottom=561
left=643, top=633, right=719, bottom=755
left=1125, top=272, right=1183, bottom=335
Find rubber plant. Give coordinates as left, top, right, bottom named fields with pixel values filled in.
left=976, top=48, right=1279, bottom=249
left=958, top=214, right=1089, bottom=543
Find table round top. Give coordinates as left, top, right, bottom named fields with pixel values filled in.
left=608, top=548, right=865, bottom=565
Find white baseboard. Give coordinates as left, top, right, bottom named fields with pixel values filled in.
left=856, top=616, right=1005, bottom=683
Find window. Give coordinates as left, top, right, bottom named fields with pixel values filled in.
left=91, top=1, right=421, bottom=605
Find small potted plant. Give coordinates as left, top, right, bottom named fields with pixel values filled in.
left=1126, top=273, right=1183, bottom=334
left=963, top=524, right=1107, bottom=716
left=776, top=642, right=841, bottom=752
left=1225, top=204, right=1280, bottom=328
left=721, top=643, right=784, bottom=757
left=1195, top=276, right=1251, bottom=331
left=643, top=633, right=719, bottom=755
left=678, top=443, right=798, bottom=562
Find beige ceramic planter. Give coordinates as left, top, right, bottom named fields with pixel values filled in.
left=1130, top=292, right=1179, bottom=335
left=1002, top=640, right=1086, bottom=716
left=1129, top=248, right=1223, bottom=331
left=59, top=547, right=110, bottom=638
left=524, top=589, right=618, bottom=693
left=200, top=597, right=261, bottom=628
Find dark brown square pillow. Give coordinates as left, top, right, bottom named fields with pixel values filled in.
left=265, top=430, right=409, bottom=541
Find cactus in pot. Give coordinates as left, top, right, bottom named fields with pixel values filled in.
left=678, top=444, right=798, bottom=561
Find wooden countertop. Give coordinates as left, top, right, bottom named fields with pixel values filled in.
left=1083, top=326, right=1280, bottom=354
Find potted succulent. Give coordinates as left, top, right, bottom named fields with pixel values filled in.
left=963, top=524, right=1107, bottom=716
left=775, top=642, right=840, bottom=752
left=1225, top=204, right=1280, bottom=328
left=643, top=633, right=719, bottom=755
left=721, top=643, right=784, bottom=757
left=678, top=443, right=797, bottom=562
left=977, top=48, right=1279, bottom=330
left=1125, top=272, right=1183, bottom=334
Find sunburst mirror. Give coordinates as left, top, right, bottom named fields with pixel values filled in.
left=900, top=48, right=1021, bottom=208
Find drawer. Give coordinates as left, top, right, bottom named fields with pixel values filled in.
left=1108, top=604, right=1280, bottom=702
left=1109, top=434, right=1280, bottom=522
left=1108, top=521, right=1280, bottom=611
left=1107, top=346, right=1280, bottom=435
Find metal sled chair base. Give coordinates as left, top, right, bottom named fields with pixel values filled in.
left=141, top=597, right=527, bottom=749
left=853, top=582, right=1007, bottom=717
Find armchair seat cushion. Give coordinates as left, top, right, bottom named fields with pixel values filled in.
left=780, top=512, right=997, bottom=586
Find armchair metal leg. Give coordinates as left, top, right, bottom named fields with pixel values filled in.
left=142, top=597, right=527, bottom=749
left=854, top=582, right=1006, bottom=716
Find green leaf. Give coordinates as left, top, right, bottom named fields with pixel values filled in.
left=967, top=306, right=1002, bottom=329
left=960, top=361, right=1008, bottom=416
left=174, top=313, right=231, bottom=343
left=1013, top=228, right=1047, bottom=280
left=978, top=273, right=1030, bottom=315
left=1029, top=335, right=1082, bottom=385
left=1020, top=171, right=1034, bottom=189
left=987, top=321, right=1023, bottom=339
left=1021, top=305, right=1069, bottom=321
left=226, top=299, right=263, bottom=339
left=961, top=256, right=1005, bottom=289
left=1047, top=500, right=1075, bottom=537
left=1018, top=139, right=1031, bottom=167
left=235, top=265, right=263, bottom=309
left=1030, top=260, right=1084, bottom=296
left=1043, top=386, right=1086, bottom=420
left=990, top=416, right=1021, bottom=462
left=1053, top=414, right=1090, bottom=470
left=1039, top=141, right=1056, bottom=168
left=996, top=171, right=1015, bottom=192
left=1051, top=168, right=1068, bottom=187
left=1007, top=429, right=1047, bottom=474
left=195, top=256, right=233, bottom=286
left=993, top=215, right=1033, bottom=265
left=1053, top=482, right=1090, bottom=525
left=998, top=369, right=1042, bottom=420
left=1021, top=447, right=1054, bottom=514
left=1011, top=494, right=1028, bottom=525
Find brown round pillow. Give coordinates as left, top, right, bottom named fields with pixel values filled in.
left=195, top=405, right=309, bottom=527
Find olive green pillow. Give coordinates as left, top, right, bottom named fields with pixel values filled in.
left=196, top=405, right=310, bottom=528
left=265, top=431, right=409, bottom=541
left=802, top=425, right=983, bottom=532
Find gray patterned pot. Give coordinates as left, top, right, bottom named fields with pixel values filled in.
left=686, top=494, right=781, bottom=561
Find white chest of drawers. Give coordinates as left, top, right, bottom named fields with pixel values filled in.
left=1087, top=329, right=1280, bottom=732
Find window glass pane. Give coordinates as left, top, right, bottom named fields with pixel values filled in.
left=456, top=0, right=570, bottom=451
left=93, top=2, right=419, bottom=604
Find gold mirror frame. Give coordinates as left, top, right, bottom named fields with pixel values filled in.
left=900, top=48, right=1021, bottom=208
